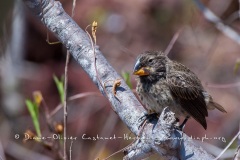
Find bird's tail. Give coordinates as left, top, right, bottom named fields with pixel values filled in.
left=208, top=101, right=227, bottom=113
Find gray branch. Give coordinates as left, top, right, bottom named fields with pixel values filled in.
left=22, top=0, right=215, bottom=159
left=233, top=129, right=240, bottom=160
left=234, top=146, right=240, bottom=160
left=193, top=0, right=240, bottom=45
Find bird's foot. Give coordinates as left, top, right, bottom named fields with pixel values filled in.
left=174, top=125, right=184, bottom=131
left=138, top=112, right=159, bottom=129
left=174, top=116, right=189, bottom=131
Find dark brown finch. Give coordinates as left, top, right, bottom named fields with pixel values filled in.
left=133, top=51, right=226, bottom=130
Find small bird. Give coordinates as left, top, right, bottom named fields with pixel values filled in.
left=133, top=51, right=226, bottom=130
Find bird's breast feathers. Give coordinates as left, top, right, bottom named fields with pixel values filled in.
left=137, top=81, right=177, bottom=113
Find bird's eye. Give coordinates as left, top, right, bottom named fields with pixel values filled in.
left=148, top=59, right=153, bottom=63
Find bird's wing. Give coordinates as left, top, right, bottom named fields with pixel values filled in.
left=166, top=71, right=208, bottom=129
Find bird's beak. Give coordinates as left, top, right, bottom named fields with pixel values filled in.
left=133, top=59, right=150, bottom=76
left=133, top=67, right=150, bottom=76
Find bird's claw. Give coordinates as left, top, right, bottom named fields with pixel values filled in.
left=174, top=125, right=184, bottom=131
left=138, top=113, right=148, bottom=123
left=138, top=113, right=159, bottom=129
left=174, top=116, right=189, bottom=131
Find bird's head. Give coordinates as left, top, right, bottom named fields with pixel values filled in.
left=133, top=51, right=167, bottom=82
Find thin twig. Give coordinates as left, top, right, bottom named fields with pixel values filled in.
left=214, top=130, right=240, bottom=160
left=102, top=120, right=148, bottom=160
left=85, top=22, right=119, bottom=103
left=234, top=123, right=240, bottom=160
left=164, top=28, right=183, bottom=55
left=92, top=112, right=118, bottom=160
left=193, top=0, right=240, bottom=45
left=49, top=92, right=102, bottom=117
left=68, top=92, right=102, bottom=101
left=85, top=24, right=105, bottom=92
left=195, top=140, right=236, bottom=158
left=225, top=11, right=239, bottom=24
left=6, top=141, right=53, bottom=160
left=46, top=32, right=61, bottom=44
left=102, top=136, right=134, bottom=160
left=71, top=0, right=76, bottom=18
left=41, top=0, right=60, bottom=45
left=63, top=50, right=70, bottom=160
left=42, top=98, right=54, bottom=131
left=62, top=2, right=76, bottom=158
left=234, top=146, right=240, bottom=160
left=69, top=140, right=73, bottom=160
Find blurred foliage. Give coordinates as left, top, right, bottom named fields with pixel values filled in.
left=234, top=59, right=240, bottom=75
left=53, top=75, right=65, bottom=104
left=87, top=6, right=108, bottom=26
left=121, top=71, right=132, bottom=89
left=25, top=92, right=43, bottom=138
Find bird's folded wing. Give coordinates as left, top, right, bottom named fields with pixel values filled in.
left=166, top=72, right=208, bottom=129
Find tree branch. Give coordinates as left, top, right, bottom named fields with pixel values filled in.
left=22, top=0, right=215, bottom=159
left=193, top=0, right=240, bottom=45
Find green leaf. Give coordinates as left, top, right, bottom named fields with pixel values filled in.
left=234, top=59, right=240, bottom=75
left=34, top=101, right=39, bottom=121
left=53, top=75, right=65, bottom=104
left=25, top=99, right=41, bottom=138
left=121, top=71, right=133, bottom=89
